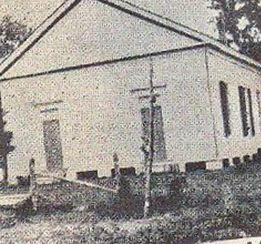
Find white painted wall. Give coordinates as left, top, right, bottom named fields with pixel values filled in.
left=207, top=48, right=261, bottom=163
left=2, top=0, right=198, bottom=79
left=0, top=47, right=216, bottom=180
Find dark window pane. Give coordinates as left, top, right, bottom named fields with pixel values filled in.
left=238, top=86, right=249, bottom=137
left=141, top=105, right=167, bottom=162
left=247, top=89, right=255, bottom=136
left=219, top=81, right=231, bottom=137
left=257, top=90, right=261, bottom=129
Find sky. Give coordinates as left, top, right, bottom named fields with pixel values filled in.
left=0, top=0, right=218, bottom=37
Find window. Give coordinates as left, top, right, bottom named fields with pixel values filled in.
left=219, top=81, right=231, bottom=137
left=257, top=90, right=261, bottom=129
left=247, top=89, right=255, bottom=136
left=238, top=86, right=255, bottom=137
left=238, top=86, right=249, bottom=136
left=141, top=105, right=167, bottom=162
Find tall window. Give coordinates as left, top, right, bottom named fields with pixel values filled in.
left=247, top=88, right=255, bottom=136
left=141, top=105, right=167, bottom=162
left=219, top=81, right=231, bottom=137
left=238, top=86, right=255, bottom=137
left=257, top=90, right=261, bottom=130
left=238, top=86, right=249, bottom=137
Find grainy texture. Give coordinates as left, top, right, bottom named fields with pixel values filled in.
left=0, top=0, right=260, bottom=243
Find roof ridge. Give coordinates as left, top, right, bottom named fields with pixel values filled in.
left=115, top=0, right=216, bottom=41
left=109, top=0, right=260, bottom=69
left=0, top=0, right=260, bottom=77
left=0, top=0, right=81, bottom=76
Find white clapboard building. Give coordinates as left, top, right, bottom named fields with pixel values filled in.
left=0, top=0, right=260, bottom=181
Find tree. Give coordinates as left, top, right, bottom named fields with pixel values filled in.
left=0, top=15, right=31, bottom=59
left=0, top=16, right=28, bottom=182
left=209, top=0, right=261, bottom=62
left=0, top=94, right=15, bottom=183
left=140, top=61, right=157, bottom=218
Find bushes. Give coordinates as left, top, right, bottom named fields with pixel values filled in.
left=83, top=209, right=250, bottom=243
left=117, top=175, right=131, bottom=201
left=169, top=175, right=186, bottom=204
left=0, top=196, right=34, bottom=230
left=0, top=207, right=254, bottom=243
left=88, top=163, right=260, bottom=218
left=1, top=164, right=260, bottom=243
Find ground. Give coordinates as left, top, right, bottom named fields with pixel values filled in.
left=0, top=163, right=260, bottom=243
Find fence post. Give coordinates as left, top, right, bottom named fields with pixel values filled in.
left=113, top=153, right=121, bottom=192
left=29, top=158, right=37, bottom=211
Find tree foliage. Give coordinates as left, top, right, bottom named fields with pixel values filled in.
left=0, top=95, right=15, bottom=183
left=0, top=16, right=31, bottom=59
left=209, top=0, right=261, bottom=62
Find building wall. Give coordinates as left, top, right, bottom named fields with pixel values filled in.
left=207, top=48, right=261, bottom=166
left=0, top=47, right=216, bottom=180
left=2, top=0, right=198, bottom=79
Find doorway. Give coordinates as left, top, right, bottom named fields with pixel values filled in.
left=43, top=119, right=63, bottom=172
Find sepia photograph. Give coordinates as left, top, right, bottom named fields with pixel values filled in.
left=0, top=0, right=260, bottom=243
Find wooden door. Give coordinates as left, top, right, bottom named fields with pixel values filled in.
left=43, top=119, right=63, bottom=172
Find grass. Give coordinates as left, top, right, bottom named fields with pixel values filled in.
left=0, top=205, right=258, bottom=243
left=0, top=163, right=260, bottom=243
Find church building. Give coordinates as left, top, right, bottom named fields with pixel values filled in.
left=0, top=0, right=260, bottom=181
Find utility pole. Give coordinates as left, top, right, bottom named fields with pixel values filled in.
left=143, top=60, right=156, bottom=218
left=130, top=58, right=167, bottom=218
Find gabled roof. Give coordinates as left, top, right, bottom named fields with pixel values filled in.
left=0, top=0, right=260, bottom=77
